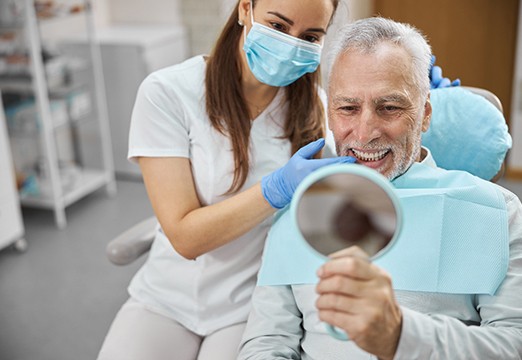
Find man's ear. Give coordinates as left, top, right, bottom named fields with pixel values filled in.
left=421, top=94, right=432, bottom=133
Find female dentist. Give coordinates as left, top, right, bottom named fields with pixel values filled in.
left=97, top=1, right=457, bottom=359
left=97, top=1, right=352, bottom=359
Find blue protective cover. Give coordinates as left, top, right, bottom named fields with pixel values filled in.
left=422, top=87, right=512, bottom=180
left=257, top=163, right=509, bottom=295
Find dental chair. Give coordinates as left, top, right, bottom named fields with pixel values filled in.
left=106, top=86, right=511, bottom=266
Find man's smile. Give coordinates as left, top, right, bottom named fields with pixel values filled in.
left=351, top=148, right=390, bottom=162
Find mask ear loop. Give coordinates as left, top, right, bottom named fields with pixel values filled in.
left=250, top=1, right=254, bottom=24
left=242, top=1, right=254, bottom=40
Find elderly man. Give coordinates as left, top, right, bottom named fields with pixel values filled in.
left=238, top=17, right=522, bottom=360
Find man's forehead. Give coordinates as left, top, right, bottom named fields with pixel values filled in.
left=329, top=54, right=418, bottom=104
left=342, top=42, right=411, bottom=64
left=330, top=92, right=412, bottom=105
left=332, top=45, right=414, bottom=79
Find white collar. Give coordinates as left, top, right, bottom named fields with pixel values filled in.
left=419, top=146, right=437, bottom=169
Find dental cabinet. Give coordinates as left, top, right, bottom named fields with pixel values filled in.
left=0, top=92, right=26, bottom=252
left=0, top=0, right=116, bottom=228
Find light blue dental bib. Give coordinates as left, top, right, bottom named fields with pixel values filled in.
left=257, top=163, right=509, bottom=295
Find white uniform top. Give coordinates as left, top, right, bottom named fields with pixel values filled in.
left=127, top=55, right=331, bottom=335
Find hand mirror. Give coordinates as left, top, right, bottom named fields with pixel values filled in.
left=290, top=164, right=403, bottom=340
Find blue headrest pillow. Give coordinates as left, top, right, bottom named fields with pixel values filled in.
left=422, top=87, right=512, bottom=180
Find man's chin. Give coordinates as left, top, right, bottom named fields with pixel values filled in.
left=355, top=156, right=394, bottom=178
left=367, top=162, right=402, bottom=180
left=386, top=161, right=417, bottom=181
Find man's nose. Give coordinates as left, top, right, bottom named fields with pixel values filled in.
left=353, top=110, right=380, bottom=144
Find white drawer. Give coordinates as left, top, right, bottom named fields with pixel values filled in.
left=0, top=194, right=24, bottom=249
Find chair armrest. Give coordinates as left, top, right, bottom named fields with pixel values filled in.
left=106, top=216, right=157, bottom=266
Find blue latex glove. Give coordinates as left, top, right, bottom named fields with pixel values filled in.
left=261, top=138, right=356, bottom=209
left=429, top=55, right=461, bottom=89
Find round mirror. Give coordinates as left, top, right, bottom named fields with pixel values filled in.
left=291, top=164, right=403, bottom=341
left=292, top=164, right=402, bottom=260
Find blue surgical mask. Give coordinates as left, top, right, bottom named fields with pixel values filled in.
left=242, top=4, right=322, bottom=87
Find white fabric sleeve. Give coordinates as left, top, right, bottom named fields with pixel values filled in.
left=394, top=192, right=522, bottom=359
left=128, top=72, right=190, bottom=161
left=324, top=127, right=337, bottom=158
left=238, top=286, right=302, bottom=359
left=318, top=86, right=337, bottom=158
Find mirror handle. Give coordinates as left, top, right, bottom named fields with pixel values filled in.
left=325, top=324, right=350, bottom=341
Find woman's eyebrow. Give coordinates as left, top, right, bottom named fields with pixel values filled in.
left=267, top=11, right=294, bottom=25
left=267, top=11, right=327, bottom=34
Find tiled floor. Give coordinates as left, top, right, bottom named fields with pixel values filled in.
left=0, top=180, right=153, bottom=360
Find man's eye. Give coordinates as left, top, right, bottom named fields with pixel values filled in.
left=380, top=105, right=400, bottom=112
left=339, top=106, right=358, bottom=113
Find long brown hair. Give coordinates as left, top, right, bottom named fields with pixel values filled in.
left=205, top=0, right=340, bottom=194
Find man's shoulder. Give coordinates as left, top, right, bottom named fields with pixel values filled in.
left=491, top=181, right=520, bottom=207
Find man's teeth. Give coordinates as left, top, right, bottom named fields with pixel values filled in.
left=352, top=149, right=388, bottom=162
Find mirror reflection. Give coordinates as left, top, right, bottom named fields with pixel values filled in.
left=296, top=171, right=398, bottom=258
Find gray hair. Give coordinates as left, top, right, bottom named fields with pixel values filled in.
left=327, top=17, right=432, bottom=99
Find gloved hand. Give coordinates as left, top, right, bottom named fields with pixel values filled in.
left=429, top=55, right=461, bottom=89
left=261, top=138, right=356, bottom=209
